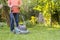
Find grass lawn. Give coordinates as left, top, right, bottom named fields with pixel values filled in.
left=0, top=24, right=60, bottom=40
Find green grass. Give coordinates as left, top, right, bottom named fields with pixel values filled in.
left=0, top=24, right=60, bottom=40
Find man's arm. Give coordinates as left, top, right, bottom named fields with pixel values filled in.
left=8, top=0, right=12, bottom=7
left=18, top=0, right=23, bottom=7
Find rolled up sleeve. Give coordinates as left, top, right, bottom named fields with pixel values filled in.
left=8, top=0, right=12, bottom=7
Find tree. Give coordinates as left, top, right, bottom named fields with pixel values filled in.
left=0, top=0, right=10, bottom=26
left=33, top=0, right=60, bottom=26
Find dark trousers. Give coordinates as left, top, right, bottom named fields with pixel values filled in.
left=10, top=13, right=19, bottom=31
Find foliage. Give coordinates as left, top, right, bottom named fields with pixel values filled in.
left=0, top=22, right=7, bottom=27
left=29, top=16, right=37, bottom=24
left=0, top=0, right=60, bottom=27
left=33, top=0, right=60, bottom=26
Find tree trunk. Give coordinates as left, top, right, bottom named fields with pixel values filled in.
left=38, top=12, right=44, bottom=24
left=58, top=13, right=60, bottom=24
left=2, top=6, right=10, bottom=26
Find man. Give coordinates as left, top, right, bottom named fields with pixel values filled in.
left=8, top=0, right=22, bottom=32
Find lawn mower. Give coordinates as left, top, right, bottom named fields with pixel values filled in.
left=14, top=15, right=29, bottom=34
